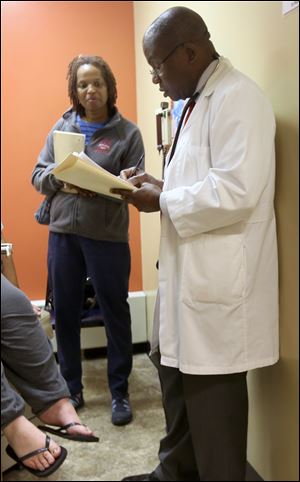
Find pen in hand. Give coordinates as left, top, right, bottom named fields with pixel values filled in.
left=129, top=154, right=145, bottom=178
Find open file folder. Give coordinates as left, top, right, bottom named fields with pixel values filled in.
left=53, top=130, right=86, bottom=164
left=52, top=151, right=134, bottom=200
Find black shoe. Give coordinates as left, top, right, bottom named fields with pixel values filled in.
left=121, top=473, right=159, bottom=481
left=111, top=397, right=133, bottom=426
left=69, top=392, right=84, bottom=410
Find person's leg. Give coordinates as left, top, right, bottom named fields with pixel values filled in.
left=122, top=352, right=200, bottom=481
left=37, top=397, right=98, bottom=440
left=121, top=353, right=199, bottom=481
left=82, top=238, right=133, bottom=398
left=3, top=416, right=64, bottom=473
left=1, top=361, right=24, bottom=428
left=1, top=274, right=69, bottom=412
left=48, top=232, right=86, bottom=396
left=1, top=277, right=66, bottom=472
left=1, top=273, right=95, bottom=438
left=183, top=372, right=248, bottom=481
left=152, top=356, right=199, bottom=481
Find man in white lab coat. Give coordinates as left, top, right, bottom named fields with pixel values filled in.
left=114, top=6, right=279, bottom=482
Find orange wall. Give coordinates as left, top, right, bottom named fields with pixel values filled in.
left=1, top=1, right=143, bottom=299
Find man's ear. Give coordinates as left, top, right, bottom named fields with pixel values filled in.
left=184, top=43, right=198, bottom=63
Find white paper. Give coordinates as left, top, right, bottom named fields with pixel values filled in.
left=53, top=131, right=85, bottom=164
left=282, top=1, right=299, bottom=15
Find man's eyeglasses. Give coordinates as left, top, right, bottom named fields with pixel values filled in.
left=150, top=43, right=185, bottom=79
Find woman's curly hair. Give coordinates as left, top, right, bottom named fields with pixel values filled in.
left=67, top=55, right=117, bottom=117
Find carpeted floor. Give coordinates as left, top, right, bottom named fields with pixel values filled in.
left=3, top=352, right=165, bottom=481
left=2, top=350, right=263, bottom=482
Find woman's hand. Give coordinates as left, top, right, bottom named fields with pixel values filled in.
left=62, top=182, right=96, bottom=197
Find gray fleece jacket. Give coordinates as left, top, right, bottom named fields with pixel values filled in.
left=32, top=108, right=144, bottom=242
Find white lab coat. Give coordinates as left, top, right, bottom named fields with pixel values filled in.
left=153, top=57, right=279, bottom=374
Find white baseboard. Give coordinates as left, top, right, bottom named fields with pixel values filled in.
left=144, top=290, right=157, bottom=342
left=31, top=299, right=47, bottom=307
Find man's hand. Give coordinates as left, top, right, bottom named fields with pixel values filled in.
left=112, top=171, right=163, bottom=212
left=119, top=166, right=144, bottom=180
left=119, top=170, right=163, bottom=189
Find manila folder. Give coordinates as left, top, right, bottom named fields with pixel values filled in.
left=53, top=131, right=86, bottom=164
left=52, top=152, right=134, bottom=200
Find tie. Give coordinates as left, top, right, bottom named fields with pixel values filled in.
left=168, top=92, right=199, bottom=165
left=183, top=99, right=196, bottom=126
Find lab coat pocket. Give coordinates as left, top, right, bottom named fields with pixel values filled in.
left=181, top=233, right=245, bottom=305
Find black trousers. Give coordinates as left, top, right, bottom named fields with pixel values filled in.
left=151, top=352, right=248, bottom=481
left=48, top=232, right=132, bottom=398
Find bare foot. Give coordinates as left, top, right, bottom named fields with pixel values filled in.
left=39, top=397, right=95, bottom=437
left=4, top=416, right=61, bottom=472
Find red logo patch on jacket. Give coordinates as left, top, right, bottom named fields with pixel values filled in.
left=94, top=138, right=112, bottom=153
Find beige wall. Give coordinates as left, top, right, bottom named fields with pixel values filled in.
left=134, top=2, right=299, bottom=480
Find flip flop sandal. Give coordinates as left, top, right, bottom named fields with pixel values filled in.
left=38, top=422, right=99, bottom=442
left=6, top=434, right=67, bottom=477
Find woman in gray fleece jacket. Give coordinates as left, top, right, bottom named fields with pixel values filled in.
left=32, top=55, right=144, bottom=426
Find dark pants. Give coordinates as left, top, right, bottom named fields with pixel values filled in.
left=48, top=232, right=132, bottom=398
left=151, top=352, right=248, bottom=481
